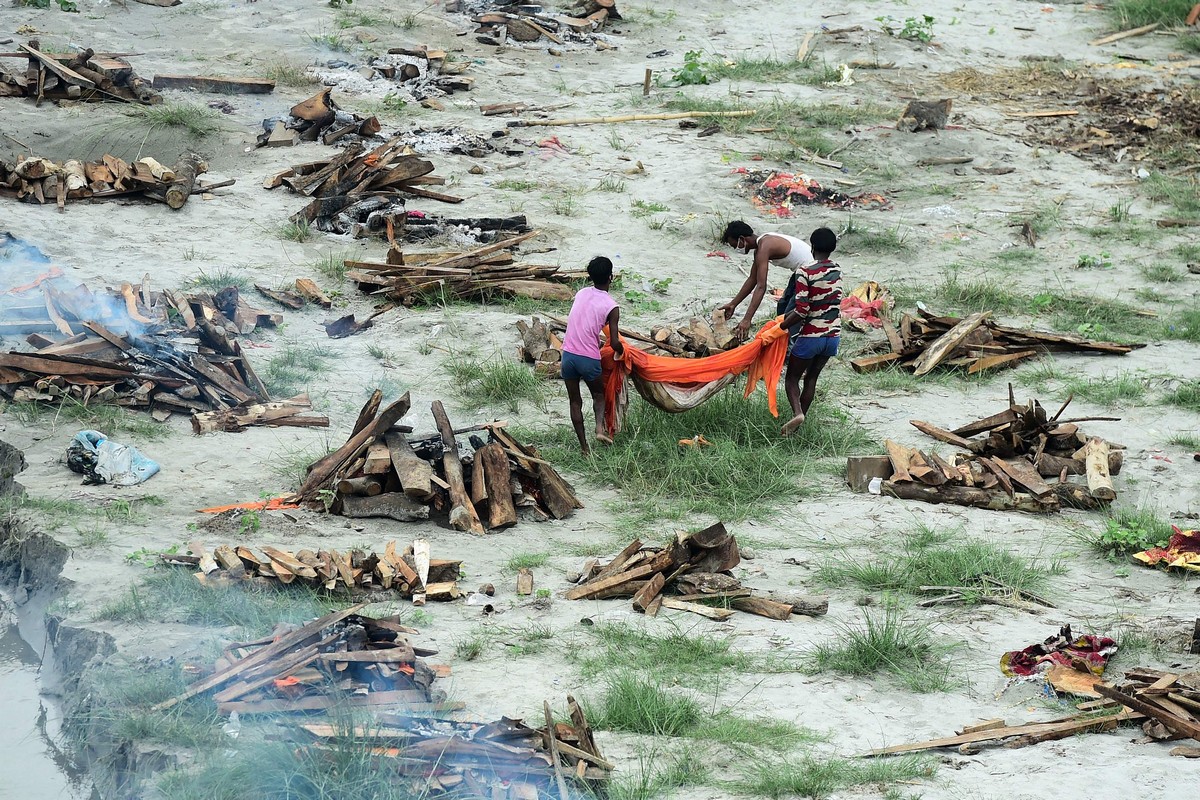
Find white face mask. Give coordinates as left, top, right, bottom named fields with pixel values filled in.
left=737, top=238, right=752, bottom=254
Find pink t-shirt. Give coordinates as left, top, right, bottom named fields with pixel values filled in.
left=562, top=286, right=617, bottom=360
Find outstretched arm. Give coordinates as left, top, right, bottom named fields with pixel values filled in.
left=732, top=248, right=771, bottom=340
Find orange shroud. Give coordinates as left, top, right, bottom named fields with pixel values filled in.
left=600, top=317, right=790, bottom=436
left=198, top=496, right=302, bottom=513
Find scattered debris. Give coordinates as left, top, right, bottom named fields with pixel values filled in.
left=0, top=152, right=221, bottom=210
left=737, top=168, right=890, bottom=216
left=840, top=280, right=892, bottom=331
left=565, top=523, right=829, bottom=620
left=466, top=0, right=622, bottom=48
left=850, top=308, right=1144, bottom=376
left=1001, top=625, right=1117, bottom=679
left=1133, top=527, right=1200, bottom=573
left=0, top=41, right=160, bottom=104
left=66, top=430, right=160, bottom=486
left=866, top=667, right=1200, bottom=756
left=288, top=392, right=581, bottom=532
left=191, top=395, right=328, bottom=435
left=852, top=387, right=1125, bottom=512
left=315, top=46, right=472, bottom=105
left=255, top=88, right=381, bottom=148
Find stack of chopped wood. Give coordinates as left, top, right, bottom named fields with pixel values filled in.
left=0, top=41, right=160, bottom=104
left=866, top=667, right=1200, bottom=757
left=851, top=309, right=1145, bottom=376
left=566, top=523, right=829, bottom=620
left=0, top=274, right=314, bottom=423
left=153, top=604, right=459, bottom=717
left=267, top=135, right=469, bottom=236
left=348, top=231, right=582, bottom=305
left=0, top=152, right=218, bottom=210
left=289, top=391, right=581, bottom=532
left=256, top=87, right=382, bottom=148
left=849, top=387, right=1123, bottom=513
left=166, top=539, right=461, bottom=603
left=299, top=695, right=612, bottom=796
left=470, top=0, right=622, bottom=46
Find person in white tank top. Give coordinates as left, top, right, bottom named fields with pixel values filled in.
left=717, top=220, right=815, bottom=341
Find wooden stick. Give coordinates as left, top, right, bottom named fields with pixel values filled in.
left=1006, top=110, right=1079, bottom=118
left=544, top=701, right=571, bottom=800
left=795, top=31, right=815, bottom=61
left=642, top=67, right=651, bottom=96
left=1089, top=22, right=1159, bottom=46
left=18, top=42, right=96, bottom=88
left=509, top=110, right=756, bottom=127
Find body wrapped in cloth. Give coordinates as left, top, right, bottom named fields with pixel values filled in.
left=599, top=317, right=790, bottom=436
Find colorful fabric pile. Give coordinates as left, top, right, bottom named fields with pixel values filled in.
left=1132, top=527, right=1200, bottom=573
left=1000, top=625, right=1118, bottom=677
left=735, top=168, right=890, bottom=217
left=839, top=280, right=893, bottom=329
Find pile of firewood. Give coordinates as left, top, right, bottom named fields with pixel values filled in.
left=290, top=391, right=581, bottom=532
left=867, top=667, right=1200, bottom=757
left=300, top=695, right=612, bottom=797
left=467, top=0, right=622, bottom=47
left=0, top=152, right=218, bottom=210
left=849, top=387, right=1123, bottom=513
left=349, top=231, right=581, bottom=305
left=566, top=523, right=829, bottom=621
left=165, top=539, right=461, bottom=603
left=0, top=41, right=159, bottom=104
left=852, top=309, right=1145, bottom=376
left=153, top=604, right=456, bottom=717
left=256, top=88, right=381, bottom=148
left=0, top=268, right=307, bottom=422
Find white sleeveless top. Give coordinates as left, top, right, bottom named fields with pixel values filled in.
left=759, top=233, right=815, bottom=271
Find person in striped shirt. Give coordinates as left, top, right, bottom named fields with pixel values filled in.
left=779, top=227, right=842, bottom=436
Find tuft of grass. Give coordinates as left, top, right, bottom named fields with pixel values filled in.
left=804, top=603, right=955, bottom=693
left=537, top=390, right=872, bottom=523
left=454, top=629, right=490, bottom=661
left=1171, top=308, right=1200, bottom=343
left=503, top=552, right=548, bottom=572
left=262, top=59, right=318, bottom=87
left=261, top=343, right=336, bottom=398
left=1145, top=173, right=1200, bottom=217
left=493, top=179, right=539, bottom=191
left=817, top=523, right=1060, bottom=601
left=191, top=267, right=252, bottom=292
left=1165, top=380, right=1200, bottom=412
left=707, top=55, right=840, bottom=86
left=1020, top=201, right=1063, bottom=236
left=596, top=176, right=627, bottom=193
left=1168, top=433, right=1200, bottom=450
left=335, top=8, right=391, bottom=28
left=934, top=272, right=1025, bottom=314
left=129, top=101, right=225, bottom=138
left=608, top=747, right=711, bottom=800
left=743, top=754, right=934, bottom=800
left=1182, top=35, right=1200, bottom=54
left=1111, top=0, right=1195, bottom=26
left=845, top=224, right=911, bottom=253
left=307, top=29, right=352, bottom=52
left=1, top=397, right=167, bottom=441
left=1077, top=506, right=1173, bottom=558
left=445, top=355, right=549, bottom=412
left=1140, top=263, right=1184, bottom=283
left=313, top=252, right=347, bottom=282
left=1018, top=361, right=1148, bottom=407
left=277, top=221, right=312, bottom=242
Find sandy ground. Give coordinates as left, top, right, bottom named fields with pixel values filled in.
left=2, top=0, right=1200, bottom=798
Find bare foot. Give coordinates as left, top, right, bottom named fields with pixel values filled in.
left=595, top=432, right=614, bottom=446
left=781, top=412, right=806, bottom=436
left=581, top=444, right=591, bottom=457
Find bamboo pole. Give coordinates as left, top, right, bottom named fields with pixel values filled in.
left=509, top=110, right=756, bottom=127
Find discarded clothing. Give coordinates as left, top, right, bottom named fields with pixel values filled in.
left=735, top=168, right=891, bottom=217
left=1132, top=527, right=1200, bottom=573
left=1000, top=625, right=1117, bottom=677
left=601, top=318, right=789, bottom=435
left=66, top=431, right=160, bottom=487
left=839, top=281, right=893, bottom=329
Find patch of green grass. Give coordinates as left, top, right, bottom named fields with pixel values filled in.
left=596, top=176, right=627, bottom=193
left=934, top=272, right=1026, bottom=315
left=313, top=252, right=347, bottom=282
left=191, top=267, right=252, bottom=292
left=277, top=221, right=312, bottom=242
left=493, top=179, right=540, bottom=191
left=1168, top=433, right=1200, bottom=449
left=818, top=524, right=1060, bottom=601
left=844, top=224, right=911, bottom=253
left=742, top=754, right=934, bottom=799
left=1110, top=0, right=1195, bottom=26
left=1020, top=201, right=1063, bottom=237
left=503, top=552, right=549, bottom=572
left=1, top=397, right=167, bottom=441
left=454, top=628, right=490, bottom=661
left=261, top=343, right=337, bottom=398
left=804, top=603, right=955, bottom=692
left=537, top=390, right=872, bottom=523
left=336, top=8, right=391, bottom=28
left=1135, top=287, right=1171, bottom=303
left=1177, top=242, right=1200, bottom=261
left=130, top=102, right=226, bottom=138
left=1145, top=173, right=1200, bottom=217
left=1018, top=361, right=1148, bottom=407
left=262, top=59, right=317, bottom=87
left=1141, top=262, right=1185, bottom=283
left=1167, top=309, right=1200, bottom=343
left=307, top=29, right=352, bottom=52
left=574, top=622, right=796, bottom=687
left=502, top=622, right=555, bottom=657
left=707, top=55, right=830, bottom=85
left=548, top=187, right=583, bottom=217
left=631, top=199, right=670, bottom=217
left=1078, top=506, right=1173, bottom=558
left=608, top=747, right=711, bottom=800
left=1182, top=35, right=1200, bottom=54
left=996, top=248, right=1038, bottom=264
left=1165, top=380, right=1200, bottom=412
left=445, top=354, right=549, bottom=412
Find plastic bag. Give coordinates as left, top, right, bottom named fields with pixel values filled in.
left=66, top=430, right=160, bottom=486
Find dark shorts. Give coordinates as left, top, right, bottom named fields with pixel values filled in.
left=561, top=351, right=602, bottom=382
left=790, top=336, right=840, bottom=359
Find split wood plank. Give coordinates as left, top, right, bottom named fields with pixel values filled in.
left=431, top=400, right=485, bottom=534
left=862, top=710, right=1136, bottom=755
left=967, top=350, right=1036, bottom=374
left=731, top=596, right=793, bottom=620
left=795, top=31, right=815, bottom=61
left=1094, top=682, right=1200, bottom=741
left=659, top=597, right=735, bottom=621
left=631, top=572, right=665, bottom=613
left=412, top=538, right=431, bottom=606
left=544, top=701, right=572, bottom=800
left=565, top=560, right=664, bottom=601
left=909, top=420, right=977, bottom=450
left=994, top=458, right=1055, bottom=500
left=884, top=439, right=913, bottom=482
left=152, top=74, right=275, bottom=93
left=18, top=43, right=96, bottom=89
left=911, top=312, right=990, bottom=376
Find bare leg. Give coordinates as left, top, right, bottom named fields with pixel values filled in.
left=782, top=354, right=812, bottom=436
left=799, top=355, right=832, bottom=416
left=565, top=378, right=589, bottom=454
left=585, top=375, right=611, bottom=445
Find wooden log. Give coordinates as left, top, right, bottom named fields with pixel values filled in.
left=293, top=393, right=411, bottom=503
left=1084, top=437, right=1116, bottom=501
left=165, top=153, right=208, bottom=210
left=967, top=350, right=1037, bottom=374
left=762, top=591, right=829, bottom=617
left=190, top=541, right=219, bottom=575
left=516, top=568, right=534, bottom=595
left=18, top=42, right=95, bottom=88
left=152, top=74, right=276, bottom=93
left=850, top=353, right=902, bottom=373
left=660, top=597, right=735, bottom=621
left=478, top=442, right=517, bottom=529
left=565, top=560, right=666, bottom=601
left=884, top=439, right=913, bottom=482
left=1035, top=450, right=1122, bottom=477
left=363, top=440, right=393, bottom=475
left=883, top=480, right=1058, bottom=513
left=295, top=278, right=333, bottom=308
left=411, top=539, right=431, bottom=605
left=261, top=546, right=318, bottom=579
left=510, top=110, right=756, bottom=127
left=731, top=596, right=793, bottom=620
left=431, top=401, right=485, bottom=534
left=911, top=312, right=990, bottom=376
left=384, top=432, right=435, bottom=502
left=191, top=397, right=327, bottom=434
left=336, top=476, right=384, bottom=496
left=631, top=572, right=665, bottom=613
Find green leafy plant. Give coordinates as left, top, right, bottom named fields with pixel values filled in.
left=19, top=0, right=78, bottom=10
left=1089, top=509, right=1172, bottom=558
left=1075, top=252, right=1113, bottom=270
left=238, top=510, right=262, bottom=536
left=878, top=15, right=936, bottom=43
left=671, top=51, right=711, bottom=86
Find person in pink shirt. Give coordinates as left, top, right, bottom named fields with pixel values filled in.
left=562, top=257, right=624, bottom=454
